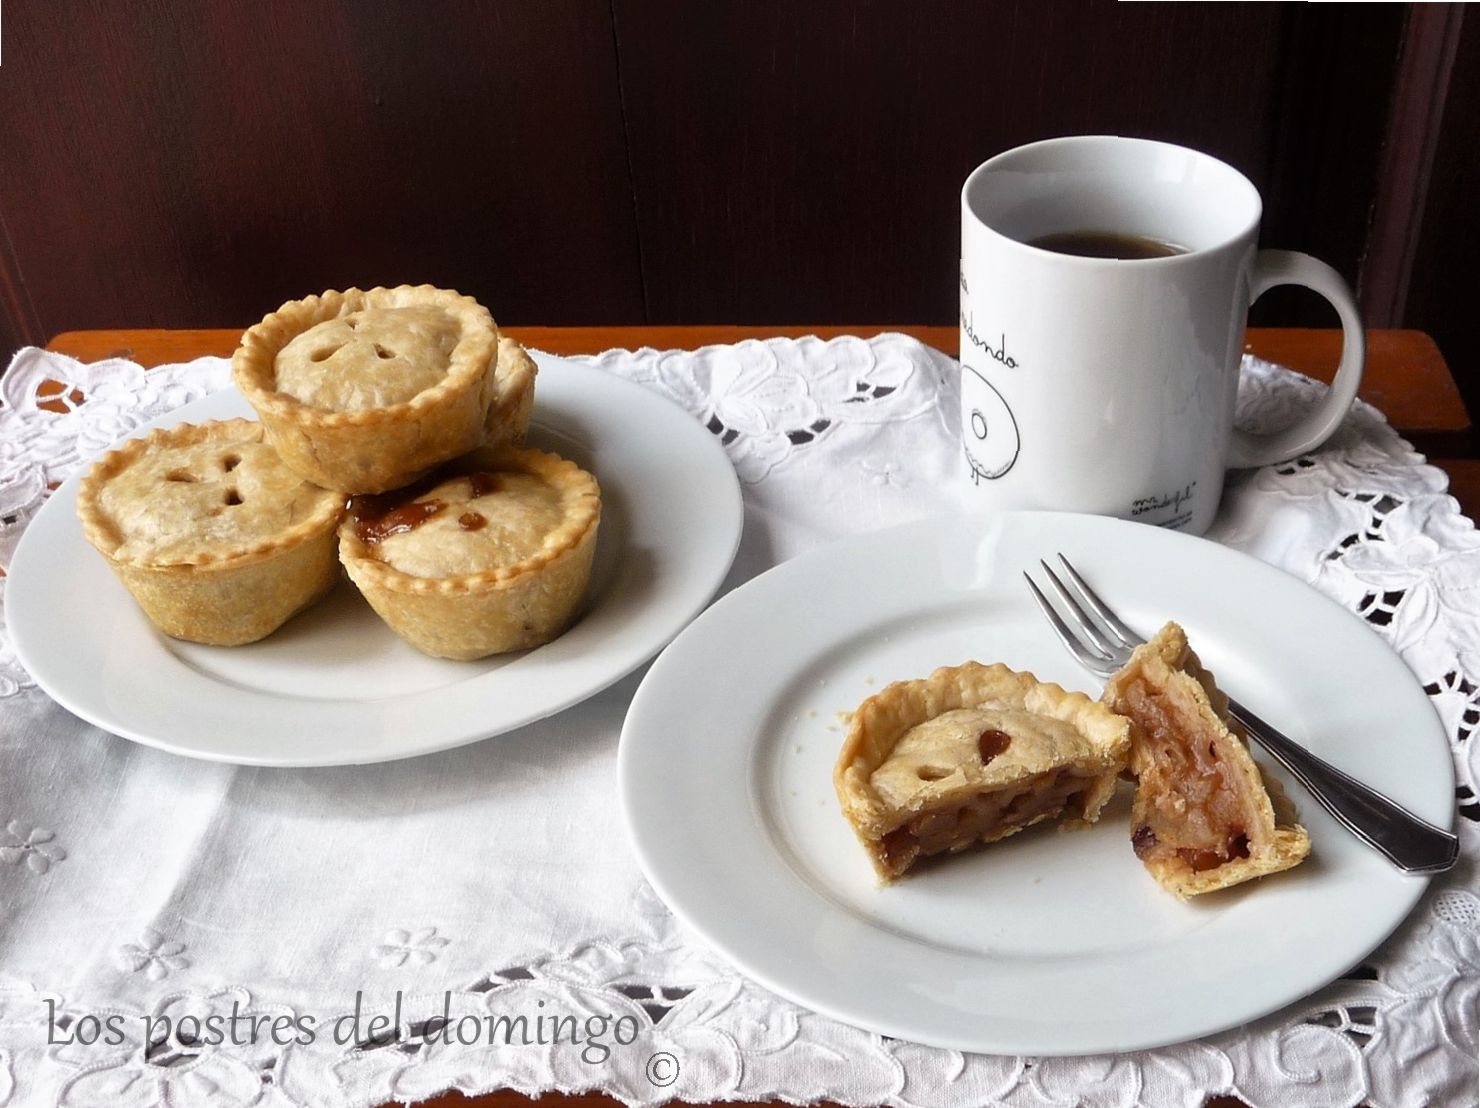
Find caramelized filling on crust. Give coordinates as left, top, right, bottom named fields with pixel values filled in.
left=335, top=446, right=601, bottom=661
left=347, top=470, right=566, bottom=579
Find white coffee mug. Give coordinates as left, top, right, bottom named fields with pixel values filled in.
left=958, top=135, right=1364, bottom=535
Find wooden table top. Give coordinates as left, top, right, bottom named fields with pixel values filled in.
left=44, top=324, right=1479, bottom=526
left=45, top=323, right=1471, bottom=449
left=31, top=324, right=1478, bottom=1108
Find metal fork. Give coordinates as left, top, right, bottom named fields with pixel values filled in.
left=1025, top=554, right=1459, bottom=875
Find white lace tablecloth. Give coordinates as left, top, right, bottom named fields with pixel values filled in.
left=1, top=336, right=1478, bottom=1108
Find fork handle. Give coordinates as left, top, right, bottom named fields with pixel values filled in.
left=1227, top=699, right=1458, bottom=874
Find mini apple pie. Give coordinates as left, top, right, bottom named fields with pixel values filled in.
left=76, top=419, right=345, bottom=646
left=232, top=286, right=501, bottom=494
left=835, top=663, right=1131, bottom=881
left=1103, top=622, right=1310, bottom=898
left=338, top=446, right=600, bottom=660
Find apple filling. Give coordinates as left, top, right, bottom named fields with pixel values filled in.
left=876, top=765, right=1098, bottom=879
left=1119, top=677, right=1254, bottom=874
left=1103, top=622, right=1310, bottom=898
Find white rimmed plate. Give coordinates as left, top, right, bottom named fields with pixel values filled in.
left=8, top=354, right=742, bottom=766
left=619, top=510, right=1453, bottom=1055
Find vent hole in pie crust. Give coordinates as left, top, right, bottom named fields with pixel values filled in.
left=310, top=346, right=338, bottom=362
left=916, top=765, right=953, bottom=781
left=223, top=489, right=243, bottom=506
left=221, top=454, right=241, bottom=472
left=165, top=469, right=199, bottom=483
left=373, top=343, right=396, bottom=360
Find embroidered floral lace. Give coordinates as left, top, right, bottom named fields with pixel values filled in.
left=0, top=337, right=1476, bottom=1108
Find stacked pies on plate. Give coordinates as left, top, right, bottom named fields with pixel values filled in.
left=77, top=285, right=600, bottom=659
left=836, top=622, right=1310, bottom=898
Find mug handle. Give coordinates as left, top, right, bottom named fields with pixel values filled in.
left=1227, top=249, right=1366, bottom=469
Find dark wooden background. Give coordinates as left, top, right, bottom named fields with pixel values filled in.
left=1, top=1, right=1476, bottom=419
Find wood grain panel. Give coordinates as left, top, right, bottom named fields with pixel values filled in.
left=612, top=0, right=1291, bottom=324
left=0, top=0, right=643, bottom=352
left=1404, top=7, right=1480, bottom=426
left=1256, top=2, right=1407, bottom=324
left=1359, top=5, right=1463, bottom=328
left=1, top=0, right=1464, bottom=433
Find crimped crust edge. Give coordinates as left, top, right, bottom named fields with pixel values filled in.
left=231, top=285, right=499, bottom=428
left=75, top=419, right=346, bottom=570
left=834, top=661, right=1131, bottom=833
left=336, top=446, right=600, bottom=597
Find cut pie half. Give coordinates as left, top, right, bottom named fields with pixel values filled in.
left=1103, top=622, right=1310, bottom=898
left=835, top=663, right=1131, bottom=882
left=338, top=445, right=600, bottom=660
left=76, top=419, right=344, bottom=645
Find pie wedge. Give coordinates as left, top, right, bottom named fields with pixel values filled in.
left=338, top=445, right=600, bottom=660
left=76, top=419, right=345, bottom=645
left=232, top=285, right=501, bottom=494
left=1103, top=622, right=1310, bottom=898
left=835, top=663, right=1131, bottom=881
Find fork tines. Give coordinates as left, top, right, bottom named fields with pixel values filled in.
left=1023, top=555, right=1144, bottom=677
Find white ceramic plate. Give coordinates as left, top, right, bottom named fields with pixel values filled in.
left=619, top=510, right=1454, bottom=1056
left=8, top=355, right=742, bottom=766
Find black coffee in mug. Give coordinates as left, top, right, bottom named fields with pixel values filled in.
left=1027, top=230, right=1187, bottom=260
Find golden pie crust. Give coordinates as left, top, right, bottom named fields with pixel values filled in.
left=338, top=445, right=600, bottom=660
left=1103, top=622, right=1310, bottom=898
left=75, top=419, right=345, bottom=646
left=232, top=286, right=500, bottom=494
left=485, top=336, right=538, bottom=448
left=835, top=663, right=1131, bottom=881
